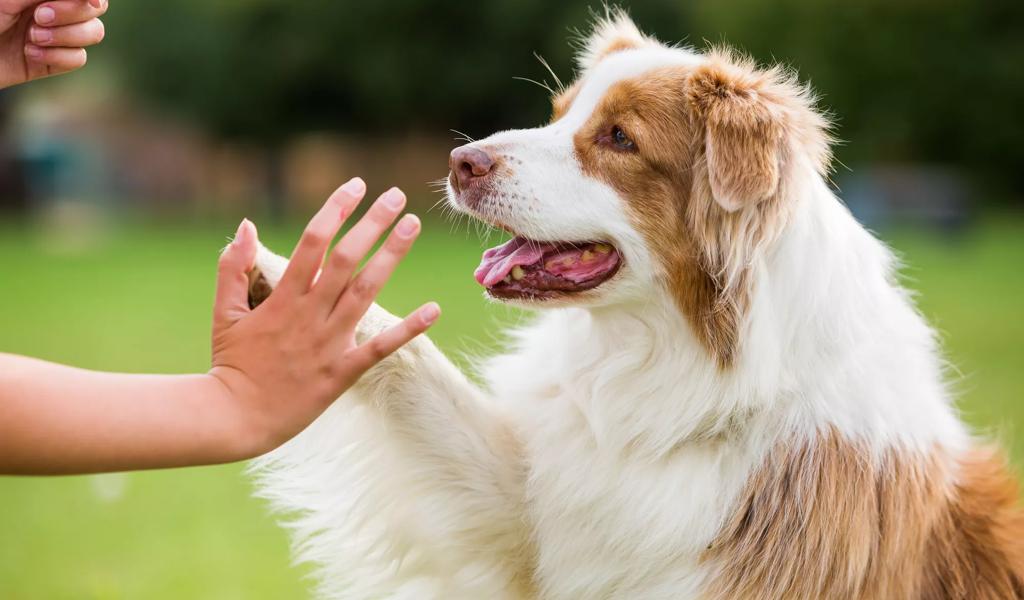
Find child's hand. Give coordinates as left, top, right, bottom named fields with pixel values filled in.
left=207, top=177, right=439, bottom=457
left=0, top=177, right=437, bottom=474
left=0, top=0, right=107, bottom=89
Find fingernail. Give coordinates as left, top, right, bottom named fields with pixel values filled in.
left=421, top=303, right=440, bottom=325
left=233, top=218, right=251, bottom=245
left=395, top=214, right=419, bottom=238
left=340, top=177, right=365, bottom=196
left=381, top=187, right=405, bottom=210
left=35, top=6, right=55, bottom=24
left=30, top=28, right=52, bottom=44
left=24, top=44, right=43, bottom=59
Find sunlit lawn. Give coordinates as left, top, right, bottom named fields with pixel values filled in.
left=0, top=214, right=1022, bottom=599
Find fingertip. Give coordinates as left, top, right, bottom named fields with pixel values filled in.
left=233, top=217, right=250, bottom=244
left=29, top=26, right=52, bottom=45
left=379, top=187, right=406, bottom=210
left=241, top=217, right=258, bottom=240
left=35, top=6, right=55, bottom=25
left=239, top=219, right=259, bottom=269
left=393, top=187, right=407, bottom=205
left=394, top=213, right=421, bottom=239
left=339, top=177, right=366, bottom=197
left=420, top=302, right=441, bottom=327
left=333, top=178, right=367, bottom=219
left=229, top=218, right=257, bottom=263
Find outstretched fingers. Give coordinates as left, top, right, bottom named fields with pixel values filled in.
left=313, top=187, right=407, bottom=312
left=275, top=178, right=366, bottom=297
left=346, top=303, right=441, bottom=374
left=330, top=214, right=421, bottom=330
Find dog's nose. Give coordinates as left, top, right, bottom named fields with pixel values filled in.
left=449, top=145, right=496, bottom=191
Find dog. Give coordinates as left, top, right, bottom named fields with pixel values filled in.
left=247, top=11, right=1024, bottom=600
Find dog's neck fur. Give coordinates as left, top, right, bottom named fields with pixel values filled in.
left=488, top=172, right=966, bottom=462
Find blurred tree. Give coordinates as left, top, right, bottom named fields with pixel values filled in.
left=103, top=0, right=1024, bottom=201
left=0, top=91, right=28, bottom=212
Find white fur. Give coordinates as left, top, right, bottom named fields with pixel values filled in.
left=250, top=39, right=967, bottom=600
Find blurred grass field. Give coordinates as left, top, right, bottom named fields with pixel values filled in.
left=0, top=214, right=1022, bottom=599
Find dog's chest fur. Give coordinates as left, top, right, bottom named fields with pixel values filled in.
left=489, top=311, right=771, bottom=599
left=520, top=415, right=763, bottom=598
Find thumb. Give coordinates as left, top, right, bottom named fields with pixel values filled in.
left=214, top=219, right=258, bottom=327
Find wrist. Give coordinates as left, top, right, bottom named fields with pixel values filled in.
left=203, top=368, right=271, bottom=463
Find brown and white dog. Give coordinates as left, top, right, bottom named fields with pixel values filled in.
left=247, top=11, right=1024, bottom=600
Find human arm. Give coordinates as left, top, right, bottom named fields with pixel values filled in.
left=0, top=178, right=438, bottom=474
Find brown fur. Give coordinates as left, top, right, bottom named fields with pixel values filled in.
left=595, top=37, right=643, bottom=62
left=681, top=51, right=831, bottom=328
left=687, top=60, right=783, bottom=212
left=550, top=82, right=580, bottom=123
left=704, top=429, right=1024, bottom=599
left=574, top=8, right=656, bottom=71
left=568, top=67, right=745, bottom=365
left=565, top=50, right=829, bottom=366
left=247, top=267, right=272, bottom=309
left=921, top=448, right=1024, bottom=599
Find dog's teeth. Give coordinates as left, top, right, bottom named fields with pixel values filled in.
left=504, top=275, right=512, bottom=283
left=581, top=250, right=594, bottom=262
left=594, top=243, right=612, bottom=254
left=511, top=266, right=525, bottom=280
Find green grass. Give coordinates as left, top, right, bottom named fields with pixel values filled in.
left=0, top=215, right=1021, bottom=599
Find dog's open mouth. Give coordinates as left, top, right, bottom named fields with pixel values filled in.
left=475, top=236, right=622, bottom=300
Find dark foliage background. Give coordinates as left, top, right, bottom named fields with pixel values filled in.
left=103, top=0, right=1024, bottom=201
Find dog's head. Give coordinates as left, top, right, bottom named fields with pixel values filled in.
left=446, top=10, right=832, bottom=365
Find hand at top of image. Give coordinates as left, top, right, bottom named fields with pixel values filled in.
left=0, top=0, right=107, bottom=89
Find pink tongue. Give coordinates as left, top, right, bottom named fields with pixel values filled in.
left=475, top=237, right=556, bottom=287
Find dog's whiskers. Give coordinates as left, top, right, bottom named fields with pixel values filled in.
left=512, top=76, right=556, bottom=96
left=450, top=129, right=476, bottom=144
left=533, top=52, right=564, bottom=92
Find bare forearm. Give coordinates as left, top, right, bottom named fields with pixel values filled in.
left=0, top=180, right=435, bottom=475
left=0, top=354, right=251, bottom=475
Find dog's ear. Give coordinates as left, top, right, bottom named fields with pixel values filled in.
left=576, top=8, right=657, bottom=71
left=686, top=51, right=832, bottom=213
left=686, top=56, right=786, bottom=213
left=247, top=244, right=289, bottom=309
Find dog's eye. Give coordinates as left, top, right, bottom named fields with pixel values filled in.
left=611, top=126, right=635, bottom=151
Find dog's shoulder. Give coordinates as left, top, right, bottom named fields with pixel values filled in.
left=704, top=430, right=1024, bottom=599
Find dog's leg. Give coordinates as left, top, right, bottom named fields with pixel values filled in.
left=246, top=244, right=531, bottom=600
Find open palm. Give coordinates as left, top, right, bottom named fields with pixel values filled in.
left=0, top=0, right=106, bottom=89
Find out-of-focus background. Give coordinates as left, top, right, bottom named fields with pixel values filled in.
left=0, top=1, right=1021, bottom=597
